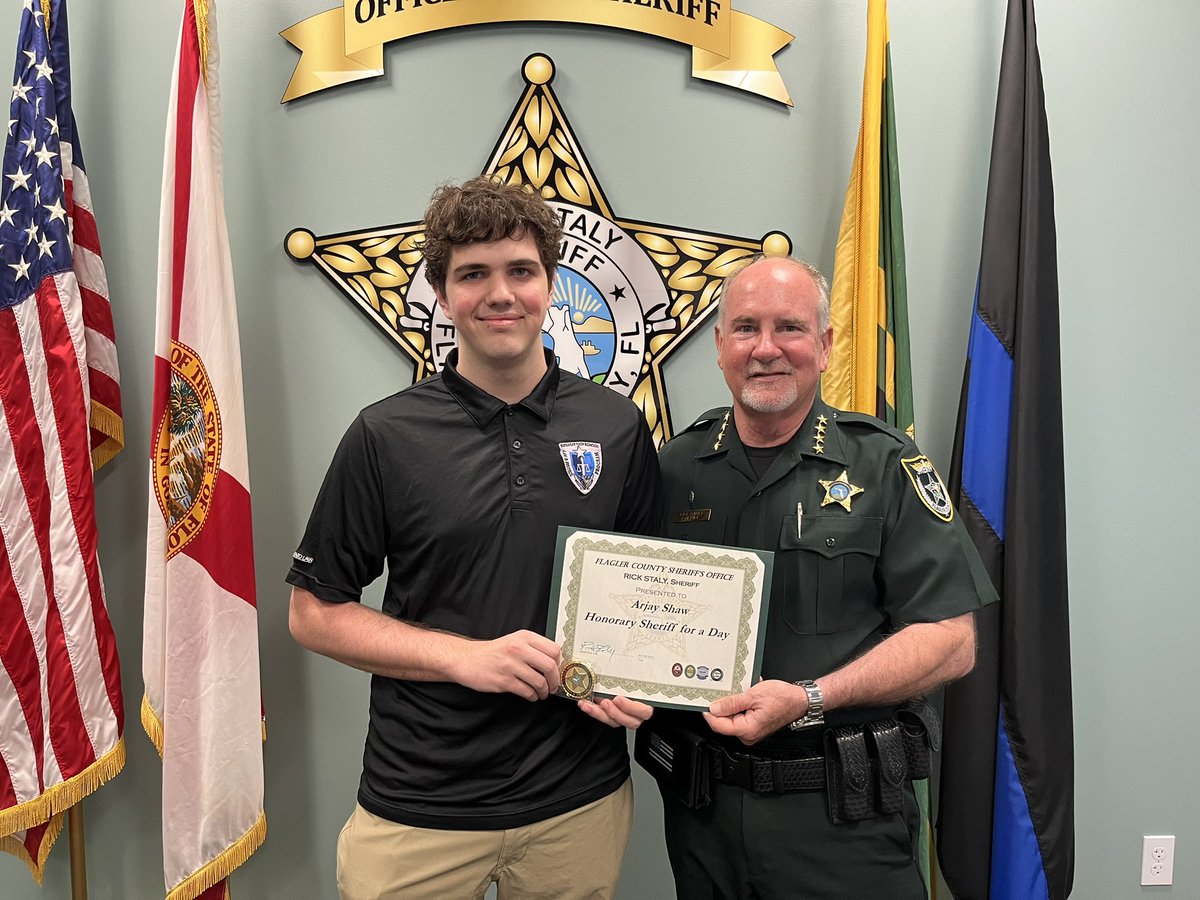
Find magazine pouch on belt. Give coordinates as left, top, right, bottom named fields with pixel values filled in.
left=867, top=720, right=906, bottom=816
left=824, top=726, right=872, bottom=823
left=897, top=697, right=940, bottom=779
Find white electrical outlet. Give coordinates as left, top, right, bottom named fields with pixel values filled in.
left=1141, top=835, right=1176, bottom=886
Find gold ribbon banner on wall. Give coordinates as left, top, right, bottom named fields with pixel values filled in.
left=281, top=0, right=793, bottom=105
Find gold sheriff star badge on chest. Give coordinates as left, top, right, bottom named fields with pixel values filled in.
left=819, top=470, right=863, bottom=512
left=285, top=54, right=790, bottom=447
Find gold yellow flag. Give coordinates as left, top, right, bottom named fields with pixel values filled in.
left=824, top=0, right=914, bottom=439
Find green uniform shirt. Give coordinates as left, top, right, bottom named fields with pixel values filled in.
left=659, top=398, right=998, bottom=744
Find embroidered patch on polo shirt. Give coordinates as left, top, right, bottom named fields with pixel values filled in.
left=559, top=442, right=603, bottom=494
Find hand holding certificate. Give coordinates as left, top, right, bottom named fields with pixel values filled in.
left=547, top=527, right=773, bottom=711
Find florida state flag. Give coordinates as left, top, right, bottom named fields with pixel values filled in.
left=143, top=1, right=265, bottom=897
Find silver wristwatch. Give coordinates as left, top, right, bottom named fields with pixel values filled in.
left=788, top=680, right=825, bottom=730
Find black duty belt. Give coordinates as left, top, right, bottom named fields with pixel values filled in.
left=708, top=745, right=826, bottom=792
left=706, top=702, right=937, bottom=799
left=635, top=699, right=941, bottom=818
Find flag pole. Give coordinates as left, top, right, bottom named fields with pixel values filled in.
left=68, top=804, right=88, bottom=899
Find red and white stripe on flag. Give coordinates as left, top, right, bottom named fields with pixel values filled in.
left=0, top=273, right=126, bottom=880
left=65, top=141, right=123, bottom=471
left=0, top=0, right=125, bottom=884
left=142, top=1, right=265, bottom=898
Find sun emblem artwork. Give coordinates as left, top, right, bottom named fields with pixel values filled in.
left=286, top=54, right=790, bottom=445
left=153, top=341, right=222, bottom=558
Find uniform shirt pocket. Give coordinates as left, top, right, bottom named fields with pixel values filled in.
left=776, top=514, right=884, bottom=634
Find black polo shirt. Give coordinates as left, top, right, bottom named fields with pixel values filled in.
left=287, top=350, right=662, bottom=829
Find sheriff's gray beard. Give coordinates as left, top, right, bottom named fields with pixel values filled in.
left=739, top=377, right=798, bottom=413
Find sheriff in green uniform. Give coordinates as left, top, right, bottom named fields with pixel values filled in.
left=649, top=255, right=997, bottom=899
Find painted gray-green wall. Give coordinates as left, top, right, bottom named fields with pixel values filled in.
left=5, top=1, right=1199, bottom=897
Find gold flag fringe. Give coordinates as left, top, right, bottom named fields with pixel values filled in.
left=142, top=695, right=267, bottom=896
left=166, top=810, right=266, bottom=900
left=89, top=401, right=126, bottom=470
left=0, top=742, right=125, bottom=833
left=0, top=810, right=64, bottom=884
left=142, top=693, right=166, bottom=758
left=0, top=738, right=125, bottom=837
left=193, top=0, right=210, bottom=81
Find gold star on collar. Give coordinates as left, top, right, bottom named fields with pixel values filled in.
left=713, top=410, right=730, bottom=451
left=819, top=470, right=863, bottom=511
left=812, top=414, right=828, bottom=455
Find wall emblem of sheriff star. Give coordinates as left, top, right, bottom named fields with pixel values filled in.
left=286, top=54, right=790, bottom=446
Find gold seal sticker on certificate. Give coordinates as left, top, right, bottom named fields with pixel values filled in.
left=547, top=527, right=773, bottom=711
left=560, top=660, right=596, bottom=701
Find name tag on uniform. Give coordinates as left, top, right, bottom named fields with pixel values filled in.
left=674, top=509, right=712, bottom=524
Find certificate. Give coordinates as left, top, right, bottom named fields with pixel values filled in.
left=547, top=527, right=773, bottom=711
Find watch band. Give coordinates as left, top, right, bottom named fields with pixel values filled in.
left=788, top=679, right=825, bottom=730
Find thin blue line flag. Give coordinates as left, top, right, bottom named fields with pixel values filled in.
left=936, top=1, right=1074, bottom=898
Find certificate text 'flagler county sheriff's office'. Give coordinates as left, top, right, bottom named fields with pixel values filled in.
left=592, top=557, right=737, bottom=581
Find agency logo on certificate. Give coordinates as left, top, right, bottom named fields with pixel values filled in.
left=547, top=527, right=773, bottom=710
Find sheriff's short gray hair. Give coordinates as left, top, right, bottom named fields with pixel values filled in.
left=717, top=254, right=831, bottom=333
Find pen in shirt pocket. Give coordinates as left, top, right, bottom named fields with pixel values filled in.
left=796, top=502, right=803, bottom=540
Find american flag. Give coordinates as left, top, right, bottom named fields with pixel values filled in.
left=0, top=0, right=125, bottom=883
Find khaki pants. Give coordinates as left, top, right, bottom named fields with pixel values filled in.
left=336, top=779, right=634, bottom=900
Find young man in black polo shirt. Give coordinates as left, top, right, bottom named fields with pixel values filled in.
left=287, top=177, right=661, bottom=899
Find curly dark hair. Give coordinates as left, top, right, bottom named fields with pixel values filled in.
left=420, top=176, right=563, bottom=294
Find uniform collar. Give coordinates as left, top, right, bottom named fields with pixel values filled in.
left=442, top=348, right=559, bottom=428
left=694, top=398, right=850, bottom=468
left=796, top=397, right=849, bottom=466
